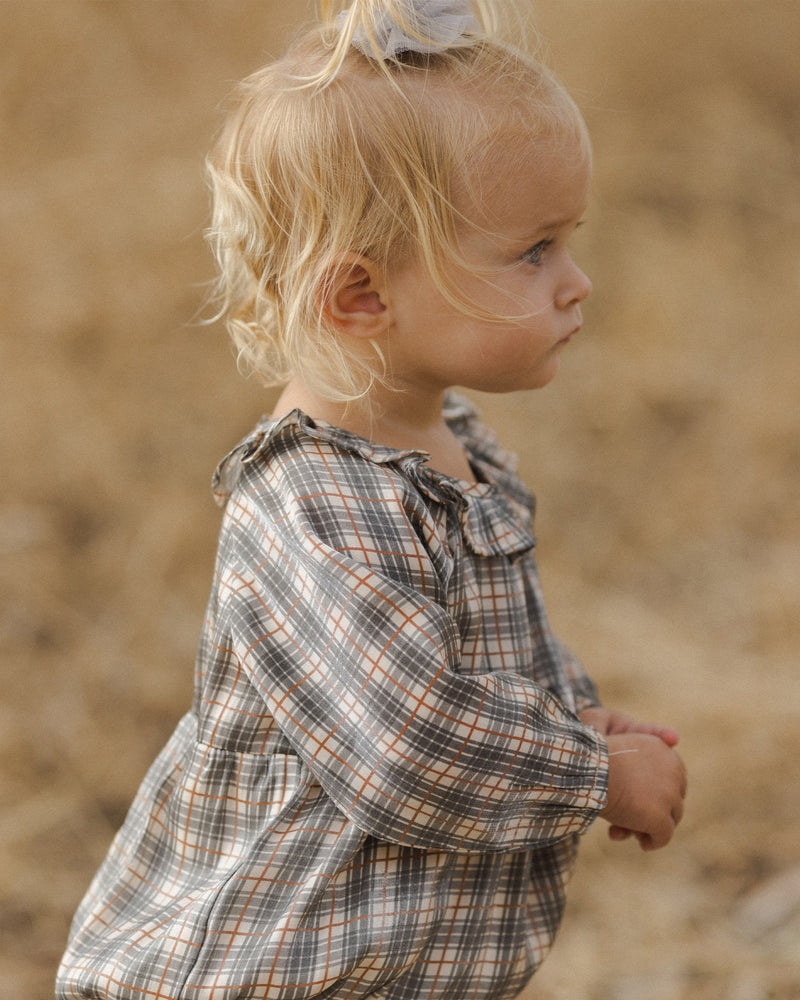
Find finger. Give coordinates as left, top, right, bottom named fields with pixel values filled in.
left=670, top=754, right=689, bottom=801
left=638, top=810, right=676, bottom=851
left=673, top=776, right=687, bottom=822
left=639, top=832, right=668, bottom=852
left=615, top=719, right=680, bottom=745
left=639, top=723, right=679, bottom=746
left=608, top=825, right=633, bottom=841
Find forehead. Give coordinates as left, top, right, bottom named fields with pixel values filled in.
left=456, top=134, right=592, bottom=239
left=443, top=70, right=591, bottom=223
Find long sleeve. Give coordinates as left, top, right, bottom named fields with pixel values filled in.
left=551, top=635, right=603, bottom=713
left=216, top=430, right=608, bottom=854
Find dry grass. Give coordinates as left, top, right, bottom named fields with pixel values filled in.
left=2, top=2, right=798, bottom=997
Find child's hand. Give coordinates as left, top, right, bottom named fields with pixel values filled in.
left=599, top=733, right=687, bottom=851
left=578, top=707, right=686, bottom=848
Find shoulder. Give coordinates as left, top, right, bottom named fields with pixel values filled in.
left=212, top=409, right=446, bottom=562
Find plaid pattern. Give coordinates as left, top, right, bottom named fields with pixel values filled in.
left=57, top=395, right=608, bottom=1000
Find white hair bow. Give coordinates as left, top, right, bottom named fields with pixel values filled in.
left=337, top=0, right=479, bottom=58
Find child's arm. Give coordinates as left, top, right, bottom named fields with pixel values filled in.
left=219, top=448, right=610, bottom=855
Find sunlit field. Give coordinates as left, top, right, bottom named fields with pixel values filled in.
left=2, top=3, right=798, bottom=997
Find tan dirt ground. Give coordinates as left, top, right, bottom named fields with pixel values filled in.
left=2, top=2, right=798, bottom=997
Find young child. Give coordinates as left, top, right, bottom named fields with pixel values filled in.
left=57, top=1, right=687, bottom=997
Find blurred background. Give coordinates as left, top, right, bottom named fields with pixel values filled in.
left=2, top=2, right=798, bottom=997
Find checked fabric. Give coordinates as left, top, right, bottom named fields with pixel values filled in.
left=57, top=394, right=608, bottom=1000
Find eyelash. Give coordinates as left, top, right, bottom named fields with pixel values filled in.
left=521, top=239, right=553, bottom=266
left=520, top=222, right=586, bottom=267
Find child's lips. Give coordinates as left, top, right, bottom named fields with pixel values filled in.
left=558, top=323, right=581, bottom=345
left=560, top=308, right=584, bottom=344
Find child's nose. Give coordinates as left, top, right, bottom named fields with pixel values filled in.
left=556, top=260, right=592, bottom=308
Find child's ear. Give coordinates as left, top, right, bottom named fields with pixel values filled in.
left=321, top=255, right=390, bottom=339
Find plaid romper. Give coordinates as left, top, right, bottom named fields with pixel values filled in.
left=57, top=394, right=608, bottom=1000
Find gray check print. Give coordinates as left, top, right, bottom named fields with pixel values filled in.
left=58, top=395, right=608, bottom=1000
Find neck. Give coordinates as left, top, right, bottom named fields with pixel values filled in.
left=273, top=378, right=445, bottom=440
left=271, top=379, right=475, bottom=482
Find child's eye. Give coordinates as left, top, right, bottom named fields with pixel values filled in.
left=521, top=239, right=552, bottom=266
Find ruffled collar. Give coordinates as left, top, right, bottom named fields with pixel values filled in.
left=213, top=394, right=536, bottom=558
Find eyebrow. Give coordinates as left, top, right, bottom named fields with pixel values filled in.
left=507, top=217, right=584, bottom=253
left=536, top=210, right=587, bottom=233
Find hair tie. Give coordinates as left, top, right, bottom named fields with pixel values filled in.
left=336, top=0, right=479, bottom=59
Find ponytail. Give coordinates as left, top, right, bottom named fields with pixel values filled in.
left=309, top=0, right=494, bottom=86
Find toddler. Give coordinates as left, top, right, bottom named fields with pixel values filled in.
left=57, top=1, right=687, bottom=997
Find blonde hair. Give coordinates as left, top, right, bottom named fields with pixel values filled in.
left=206, top=0, right=589, bottom=402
